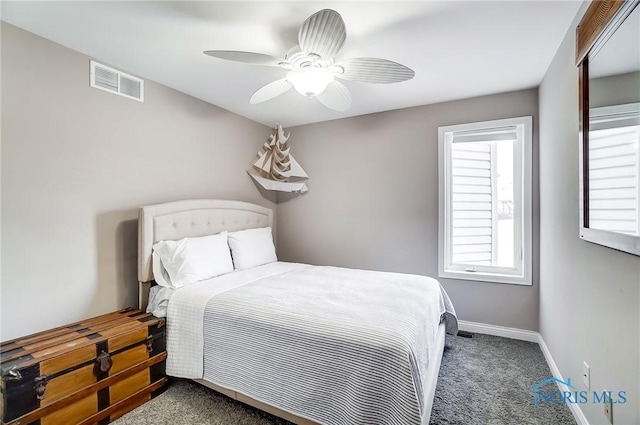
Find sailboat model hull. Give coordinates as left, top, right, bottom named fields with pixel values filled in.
left=248, top=169, right=309, bottom=193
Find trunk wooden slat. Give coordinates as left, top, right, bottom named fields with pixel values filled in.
left=0, top=308, right=166, bottom=425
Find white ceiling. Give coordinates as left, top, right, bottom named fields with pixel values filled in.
left=589, top=3, right=639, bottom=79
left=1, top=1, right=583, bottom=128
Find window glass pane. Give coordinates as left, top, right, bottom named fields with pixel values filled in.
left=451, top=141, right=492, bottom=265
left=495, top=140, right=515, bottom=267
left=450, top=139, right=516, bottom=267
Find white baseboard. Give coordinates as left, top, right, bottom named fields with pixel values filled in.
left=457, top=320, right=539, bottom=342
left=537, top=335, right=590, bottom=425
left=457, top=320, right=589, bottom=425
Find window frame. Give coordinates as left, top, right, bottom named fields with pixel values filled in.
left=438, top=116, right=533, bottom=285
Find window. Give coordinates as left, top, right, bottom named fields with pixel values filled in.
left=438, top=116, right=532, bottom=285
left=587, top=103, right=640, bottom=236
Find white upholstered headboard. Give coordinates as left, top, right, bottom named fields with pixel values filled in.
left=137, top=199, right=273, bottom=307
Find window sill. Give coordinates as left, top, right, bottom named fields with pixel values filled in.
left=438, top=269, right=531, bottom=286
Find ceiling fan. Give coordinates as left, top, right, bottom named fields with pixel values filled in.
left=204, top=9, right=415, bottom=112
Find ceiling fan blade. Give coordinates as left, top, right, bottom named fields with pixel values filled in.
left=334, top=57, right=415, bottom=84
left=250, top=79, right=293, bottom=104
left=204, top=50, right=285, bottom=67
left=298, top=9, right=346, bottom=59
left=316, top=80, right=351, bottom=111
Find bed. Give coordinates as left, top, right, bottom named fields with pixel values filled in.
left=137, top=199, right=457, bottom=425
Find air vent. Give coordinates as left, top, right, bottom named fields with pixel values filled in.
left=90, top=61, right=144, bottom=102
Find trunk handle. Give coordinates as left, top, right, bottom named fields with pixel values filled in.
left=2, top=367, right=22, bottom=381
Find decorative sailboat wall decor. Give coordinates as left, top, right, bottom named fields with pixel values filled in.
left=247, top=124, right=309, bottom=193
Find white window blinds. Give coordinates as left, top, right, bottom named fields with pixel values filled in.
left=588, top=125, right=640, bottom=235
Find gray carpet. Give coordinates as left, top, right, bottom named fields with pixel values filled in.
left=428, top=333, right=575, bottom=425
left=112, top=333, right=575, bottom=425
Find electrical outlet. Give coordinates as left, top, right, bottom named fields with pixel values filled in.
left=604, top=391, right=613, bottom=424
left=582, top=361, right=590, bottom=389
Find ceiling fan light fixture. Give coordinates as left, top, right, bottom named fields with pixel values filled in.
left=286, top=68, right=334, bottom=97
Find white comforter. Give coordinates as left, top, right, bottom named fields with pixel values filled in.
left=165, top=262, right=457, bottom=424
left=165, top=262, right=303, bottom=378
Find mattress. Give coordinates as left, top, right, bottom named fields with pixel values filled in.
left=164, top=262, right=457, bottom=425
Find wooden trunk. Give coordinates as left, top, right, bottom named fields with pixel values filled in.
left=0, top=308, right=167, bottom=425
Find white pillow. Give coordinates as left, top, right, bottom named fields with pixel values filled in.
left=152, top=252, right=172, bottom=288
left=228, top=227, right=277, bottom=270
left=152, top=231, right=234, bottom=288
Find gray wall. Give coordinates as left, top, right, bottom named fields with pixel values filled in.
left=590, top=71, right=640, bottom=108
left=539, top=10, right=640, bottom=425
left=1, top=23, right=272, bottom=340
left=277, top=89, right=540, bottom=331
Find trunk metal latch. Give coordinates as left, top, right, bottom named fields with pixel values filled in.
left=34, top=375, right=49, bottom=400
left=95, top=351, right=113, bottom=374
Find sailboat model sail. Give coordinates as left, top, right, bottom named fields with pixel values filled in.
left=248, top=124, right=309, bottom=193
